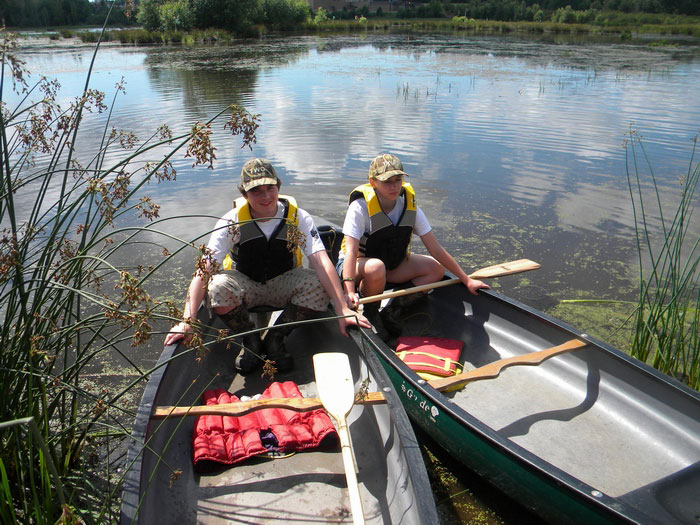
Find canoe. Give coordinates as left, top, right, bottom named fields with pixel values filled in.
left=120, top=306, right=438, bottom=523
left=349, top=278, right=700, bottom=524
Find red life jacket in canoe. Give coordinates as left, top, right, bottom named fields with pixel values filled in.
left=395, top=336, right=464, bottom=380
left=192, top=381, right=337, bottom=471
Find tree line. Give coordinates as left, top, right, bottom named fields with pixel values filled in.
left=439, top=0, right=699, bottom=21
left=136, top=0, right=310, bottom=32
left=0, top=0, right=132, bottom=28
left=1, top=0, right=697, bottom=30
left=137, top=0, right=699, bottom=32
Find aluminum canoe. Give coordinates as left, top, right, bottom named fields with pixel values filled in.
left=120, top=307, right=438, bottom=524
left=351, top=282, right=700, bottom=524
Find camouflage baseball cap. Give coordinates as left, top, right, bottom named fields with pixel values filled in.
left=239, top=158, right=280, bottom=192
left=368, top=153, right=409, bottom=181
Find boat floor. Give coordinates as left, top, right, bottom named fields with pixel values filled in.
left=394, top=292, right=700, bottom=503
left=141, top=313, right=423, bottom=524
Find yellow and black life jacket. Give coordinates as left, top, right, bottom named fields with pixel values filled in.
left=222, top=195, right=302, bottom=283
left=342, top=183, right=417, bottom=271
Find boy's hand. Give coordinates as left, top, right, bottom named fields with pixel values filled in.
left=345, top=291, right=360, bottom=310
left=164, top=321, right=192, bottom=346
left=466, top=278, right=490, bottom=295
left=337, top=308, right=371, bottom=336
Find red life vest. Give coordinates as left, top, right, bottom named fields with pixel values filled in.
left=193, top=381, right=337, bottom=471
left=395, top=336, right=464, bottom=379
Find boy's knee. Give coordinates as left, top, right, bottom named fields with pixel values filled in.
left=364, top=258, right=387, bottom=281
left=208, top=278, right=244, bottom=311
left=213, top=305, right=235, bottom=315
left=429, top=259, right=445, bottom=281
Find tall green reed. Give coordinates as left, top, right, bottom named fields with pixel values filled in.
left=0, top=25, right=259, bottom=522
left=625, top=131, right=700, bottom=389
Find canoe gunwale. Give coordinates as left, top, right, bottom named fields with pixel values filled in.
left=121, top=340, right=181, bottom=524
left=352, top=329, right=439, bottom=522
left=357, top=283, right=699, bottom=524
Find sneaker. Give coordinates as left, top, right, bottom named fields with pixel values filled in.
left=362, top=304, right=391, bottom=341
left=379, top=306, right=403, bottom=337
left=234, top=333, right=263, bottom=375
left=264, top=330, right=293, bottom=372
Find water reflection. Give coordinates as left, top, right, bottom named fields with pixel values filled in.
left=8, top=32, right=700, bottom=524
left=9, top=33, right=700, bottom=291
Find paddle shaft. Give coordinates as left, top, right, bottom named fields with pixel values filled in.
left=152, top=391, right=386, bottom=419
left=428, top=339, right=588, bottom=391
left=336, top=414, right=365, bottom=525
left=358, top=259, right=541, bottom=305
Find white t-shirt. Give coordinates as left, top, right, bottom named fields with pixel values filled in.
left=342, top=194, right=432, bottom=243
left=207, top=201, right=325, bottom=267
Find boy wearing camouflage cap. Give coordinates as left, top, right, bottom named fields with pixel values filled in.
left=338, top=153, right=489, bottom=337
left=165, top=158, right=370, bottom=374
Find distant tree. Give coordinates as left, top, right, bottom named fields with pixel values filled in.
left=0, top=0, right=27, bottom=26
left=0, top=0, right=92, bottom=27
left=314, top=6, right=329, bottom=23
left=189, top=0, right=264, bottom=32
left=86, top=0, right=134, bottom=25
left=618, top=0, right=636, bottom=13
left=137, top=0, right=164, bottom=30
left=552, top=5, right=577, bottom=22
left=529, top=3, right=546, bottom=20
left=159, top=0, right=194, bottom=30
left=638, top=0, right=663, bottom=12
left=264, top=0, right=311, bottom=29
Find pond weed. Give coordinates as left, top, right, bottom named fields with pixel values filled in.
left=625, top=131, right=700, bottom=389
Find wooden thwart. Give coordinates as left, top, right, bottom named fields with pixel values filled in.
left=359, top=259, right=541, bottom=305
left=152, top=391, right=386, bottom=419
left=428, top=339, right=588, bottom=392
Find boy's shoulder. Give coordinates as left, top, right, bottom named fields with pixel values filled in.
left=348, top=198, right=369, bottom=214
left=219, top=207, right=239, bottom=221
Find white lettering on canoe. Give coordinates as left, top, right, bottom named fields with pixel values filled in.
left=400, top=383, right=439, bottom=422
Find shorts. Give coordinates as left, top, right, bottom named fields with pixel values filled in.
left=335, top=257, right=345, bottom=278
left=208, top=267, right=329, bottom=313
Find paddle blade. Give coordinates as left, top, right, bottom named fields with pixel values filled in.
left=469, top=259, right=541, bottom=280
left=313, top=352, right=355, bottom=419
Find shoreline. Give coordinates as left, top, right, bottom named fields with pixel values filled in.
left=10, top=17, right=700, bottom=46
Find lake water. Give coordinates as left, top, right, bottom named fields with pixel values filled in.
left=8, top=31, right=700, bottom=522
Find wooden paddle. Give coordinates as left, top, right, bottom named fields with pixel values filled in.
left=152, top=392, right=386, bottom=419
left=358, top=258, right=541, bottom=305
left=428, top=339, right=588, bottom=392
left=313, top=352, right=365, bottom=525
